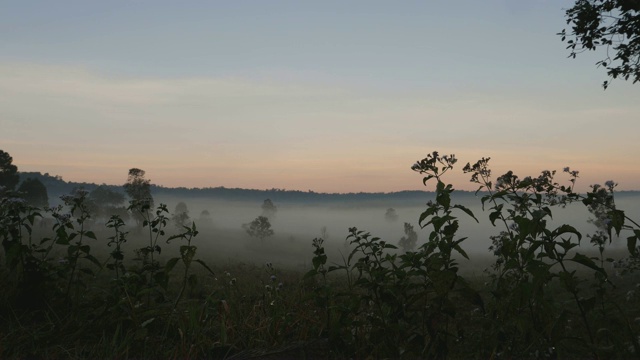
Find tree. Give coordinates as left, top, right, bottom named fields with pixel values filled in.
left=123, top=168, right=153, bottom=207
left=261, top=199, right=277, bottom=219
left=560, top=0, right=640, bottom=88
left=198, top=209, right=213, bottom=226
left=0, top=150, right=19, bottom=192
left=89, top=184, right=126, bottom=219
left=385, top=208, right=399, bottom=222
left=244, top=216, right=274, bottom=242
left=90, top=185, right=125, bottom=207
left=123, top=168, right=154, bottom=225
left=172, top=201, right=190, bottom=229
left=17, top=178, right=49, bottom=207
left=398, top=222, right=418, bottom=252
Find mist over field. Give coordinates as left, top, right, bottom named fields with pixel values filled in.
left=21, top=166, right=639, bottom=273
left=131, top=191, right=640, bottom=272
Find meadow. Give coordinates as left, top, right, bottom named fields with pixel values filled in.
left=2, top=153, right=640, bottom=359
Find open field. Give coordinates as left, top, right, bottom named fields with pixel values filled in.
left=2, top=185, right=640, bottom=358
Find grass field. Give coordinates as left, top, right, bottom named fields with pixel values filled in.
left=2, top=216, right=640, bottom=359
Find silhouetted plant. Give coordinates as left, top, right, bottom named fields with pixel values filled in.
left=304, top=150, right=640, bottom=359
left=166, top=221, right=215, bottom=309
left=2, top=152, right=640, bottom=359
left=105, top=214, right=127, bottom=280
left=463, top=156, right=640, bottom=358
left=129, top=201, right=170, bottom=294
left=59, top=189, right=101, bottom=303
left=306, top=151, right=480, bottom=358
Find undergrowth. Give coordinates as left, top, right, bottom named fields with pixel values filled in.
left=1, top=151, right=640, bottom=359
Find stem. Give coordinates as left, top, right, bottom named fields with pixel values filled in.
left=557, top=260, right=598, bottom=359
left=66, top=217, right=85, bottom=302
left=173, top=238, right=192, bottom=310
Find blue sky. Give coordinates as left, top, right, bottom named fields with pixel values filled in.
left=1, top=1, right=639, bottom=192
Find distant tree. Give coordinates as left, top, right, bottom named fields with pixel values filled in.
left=385, top=208, right=399, bottom=222
left=90, top=185, right=125, bottom=207
left=123, top=168, right=154, bottom=225
left=261, top=199, right=277, bottom=219
left=172, top=201, right=190, bottom=229
left=109, top=206, right=131, bottom=223
left=559, top=0, right=640, bottom=88
left=398, top=222, right=418, bottom=252
left=244, top=216, right=274, bottom=242
left=0, top=150, right=19, bottom=193
left=198, top=209, right=213, bottom=226
left=89, top=184, right=126, bottom=219
left=124, top=168, right=153, bottom=206
left=17, top=178, right=49, bottom=207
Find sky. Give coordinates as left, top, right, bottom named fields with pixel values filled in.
left=1, top=1, right=639, bottom=193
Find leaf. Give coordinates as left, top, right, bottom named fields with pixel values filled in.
left=419, top=207, right=437, bottom=227
left=165, top=257, right=180, bottom=273
left=312, top=254, right=327, bottom=269
left=452, top=204, right=478, bottom=223
left=453, top=244, right=469, bottom=260
left=480, top=195, right=491, bottom=210
left=55, top=236, right=70, bottom=245
left=303, top=269, right=317, bottom=279
left=84, top=230, right=97, bottom=240
left=422, top=175, right=434, bottom=185
left=570, top=253, right=605, bottom=275
left=489, top=211, right=501, bottom=226
left=552, top=224, right=582, bottom=242
left=166, top=234, right=182, bottom=243
left=195, top=259, right=215, bottom=276
left=608, top=209, right=625, bottom=237
left=180, top=245, right=197, bottom=265
left=85, top=254, right=101, bottom=267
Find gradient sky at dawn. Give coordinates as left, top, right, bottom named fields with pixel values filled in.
left=1, top=1, right=639, bottom=193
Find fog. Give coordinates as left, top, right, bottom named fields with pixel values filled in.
left=135, top=192, right=640, bottom=272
